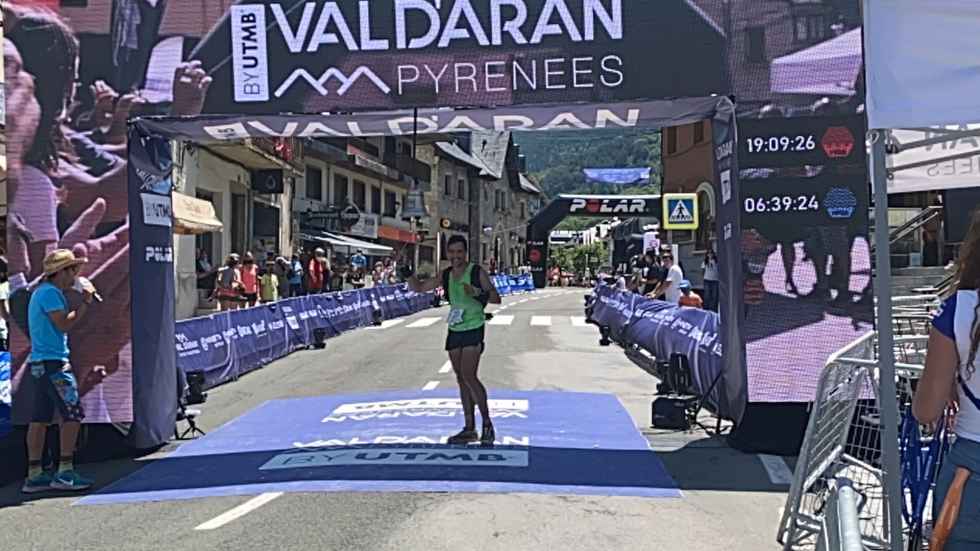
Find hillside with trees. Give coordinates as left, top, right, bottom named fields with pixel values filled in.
left=513, top=128, right=662, bottom=230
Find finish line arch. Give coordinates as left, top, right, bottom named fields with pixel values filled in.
left=525, top=194, right=662, bottom=289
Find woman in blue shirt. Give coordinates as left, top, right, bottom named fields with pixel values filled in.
left=914, top=209, right=980, bottom=549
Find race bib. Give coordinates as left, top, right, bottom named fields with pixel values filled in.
left=447, top=308, right=465, bottom=326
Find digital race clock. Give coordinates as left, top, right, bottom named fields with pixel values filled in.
left=738, top=115, right=867, bottom=169
left=741, top=174, right=869, bottom=232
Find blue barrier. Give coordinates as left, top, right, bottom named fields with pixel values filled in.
left=493, top=274, right=534, bottom=296
left=0, top=352, right=10, bottom=439
left=587, top=284, right=731, bottom=419
left=175, top=285, right=436, bottom=390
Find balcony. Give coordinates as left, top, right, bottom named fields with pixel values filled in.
left=384, top=152, right=432, bottom=188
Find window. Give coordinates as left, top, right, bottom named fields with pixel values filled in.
left=694, top=121, right=705, bottom=144
left=666, top=127, right=677, bottom=154
left=746, top=27, right=766, bottom=63
left=333, top=174, right=349, bottom=206
left=444, top=175, right=452, bottom=195
left=384, top=191, right=397, bottom=217
left=353, top=180, right=367, bottom=211
left=484, top=187, right=490, bottom=201
left=458, top=179, right=466, bottom=199
left=371, top=186, right=382, bottom=215
left=305, top=166, right=322, bottom=201
left=521, top=202, right=526, bottom=218
left=794, top=15, right=826, bottom=42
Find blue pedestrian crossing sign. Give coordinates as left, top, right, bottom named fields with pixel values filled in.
left=662, top=194, right=699, bottom=230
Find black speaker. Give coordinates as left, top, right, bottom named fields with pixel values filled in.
left=252, top=169, right=284, bottom=194
left=652, top=396, right=696, bottom=430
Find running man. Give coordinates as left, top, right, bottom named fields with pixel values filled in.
left=408, top=235, right=501, bottom=445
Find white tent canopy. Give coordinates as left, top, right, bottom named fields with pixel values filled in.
left=887, top=126, right=980, bottom=194
left=865, top=0, right=980, bottom=129
left=770, top=27, right=863, bottom=97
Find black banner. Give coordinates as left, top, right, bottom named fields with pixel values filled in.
left=126, top=131, right=178, bottom=449
left=191, top=0, right=727, bottom=115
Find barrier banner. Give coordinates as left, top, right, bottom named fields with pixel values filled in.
left=176, top=287, right=435, bottom=389
left=588, top=285, right=728, bottom=417
left=0, top=353, right=11, bottom=439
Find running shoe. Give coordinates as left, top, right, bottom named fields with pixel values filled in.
left=21, top=472, right=54, bottom=494
left=447, top=429, right=479, bottom=445
left=51, top=470, right=94, bottom=491
left=480, top=425, right=496, bottom=447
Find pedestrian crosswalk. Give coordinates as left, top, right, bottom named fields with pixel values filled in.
left=381, top=315, right=592, bottom=329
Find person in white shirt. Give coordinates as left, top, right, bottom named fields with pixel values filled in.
left=702, top=250, right=720, bottom=312
left=653, top=252, right=685, bottom=304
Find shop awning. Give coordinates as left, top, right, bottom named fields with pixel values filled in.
left=173, top=192, right=223, bottom=235
left=300, top=231, right=393, bottom=254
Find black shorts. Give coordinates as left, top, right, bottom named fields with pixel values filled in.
left=30, top=360, right=85, bottom=423
left=243, top=292, right=258, bottom=302
left=445, top=325, right=486, bottom=353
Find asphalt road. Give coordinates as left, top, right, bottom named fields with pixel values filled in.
left=0, top=289, right=790, bottom=551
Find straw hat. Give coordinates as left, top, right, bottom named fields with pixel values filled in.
left=43, top=249, right=87, bottom=276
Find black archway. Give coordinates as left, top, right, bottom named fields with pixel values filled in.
left=525, top=194, right=661, bottom=289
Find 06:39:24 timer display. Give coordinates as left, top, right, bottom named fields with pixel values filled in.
left=743, top=194, right=820, bottom=214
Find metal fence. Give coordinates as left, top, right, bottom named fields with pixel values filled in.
left=817, top=478, right=869, bottom=551
left=777, top=331, right=890, bottom=550
left=778, top=293, right=941, bottom=550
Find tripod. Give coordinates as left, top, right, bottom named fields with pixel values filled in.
left=175, top=403, right=206, bottom=440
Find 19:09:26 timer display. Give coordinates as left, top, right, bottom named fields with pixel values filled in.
left=744, top=194, right=820, bottom=214
left=744, top=135, right=817, bottom=153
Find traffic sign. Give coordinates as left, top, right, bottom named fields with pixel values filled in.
left=662, top=193, right=699, bottom=230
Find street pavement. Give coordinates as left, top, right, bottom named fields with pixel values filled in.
left=0, top=289, right=791, bottom=551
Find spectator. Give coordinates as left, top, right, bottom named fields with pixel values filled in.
left=196, top=248, right=216, bottom=304
left=702, top=250, right=719, bottom=312
left=260, top=261, right=279, bottom=303
left=306, top=248, right=326, bottom=293
left=215, top=254, right=245, bottom=311
left=654, top=251, right=685, bottom=304
left=240, top=252, right=259, bottom=307
left=351, top=249, right=367, bottom=272
left=912, top=209, right=980, bottom=548
left=289, top=254, right=304, bottom=296
left=678, top=281, right=703, bottom=309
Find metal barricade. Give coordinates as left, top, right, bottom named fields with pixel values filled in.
left=778, top=332, right=891, bottom=550
left=818, top=478, right=869, bottom=551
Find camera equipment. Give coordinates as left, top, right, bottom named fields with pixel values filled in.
left=311, top=328, right=328, bottom=349
left=185, top=372, right=208, bottom=405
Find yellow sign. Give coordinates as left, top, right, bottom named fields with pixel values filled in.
left=662, top=193, right=699, bottom=230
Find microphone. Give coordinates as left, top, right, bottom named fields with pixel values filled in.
left=74, top=276, right=103, bottom=303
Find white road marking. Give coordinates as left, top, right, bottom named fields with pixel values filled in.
left=194, top=492, right=283, bottom=531
left=571, top=316, right=588, bottom=327
left=367, top=319, right=405, bottom=330
left=406, top=317, right=441, bottom=328
left=439, top=361, right=453, bottom=374
left=422, top=380, right=440, bottom=390
left=488, top=315, right=515, bottom=326
left=530, top=316, right=552, bottom=326
left=758, top=454, right=794, bottom=485
left=518, top=299, right=528, bottom=304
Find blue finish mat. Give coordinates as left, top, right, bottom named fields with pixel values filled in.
left=78, top=390, right=680, bottom=504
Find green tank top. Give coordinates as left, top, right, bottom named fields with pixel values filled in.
left=447, top=263, right=485, bottom=332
